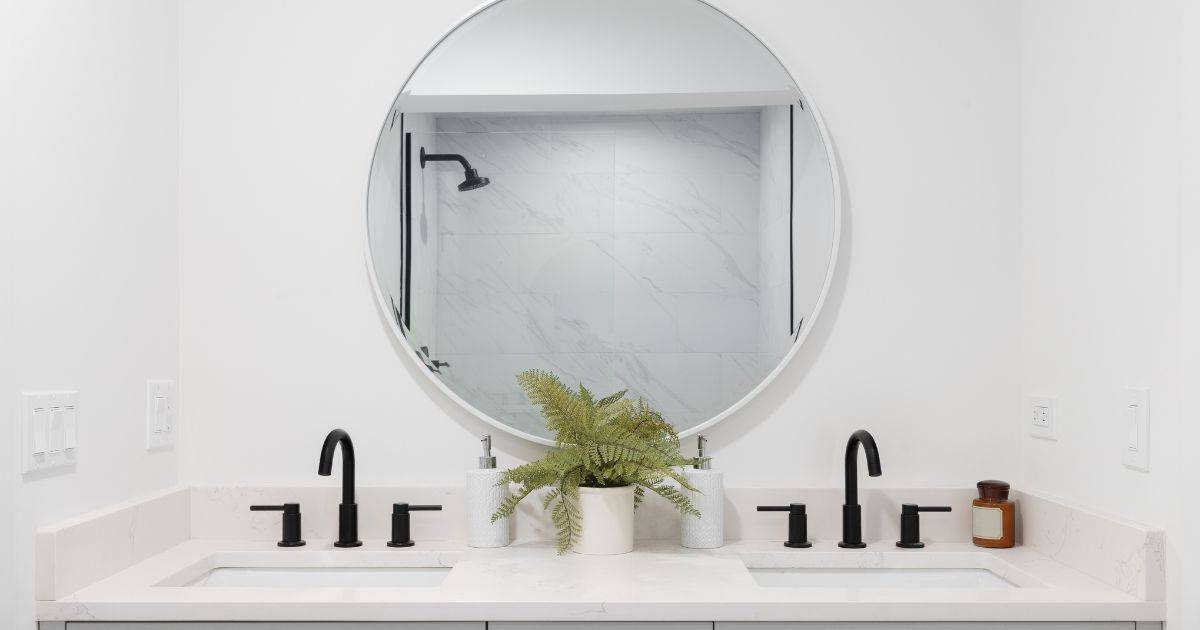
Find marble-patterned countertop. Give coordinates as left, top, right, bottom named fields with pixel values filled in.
left=38, top=539, right=1164, bottom=623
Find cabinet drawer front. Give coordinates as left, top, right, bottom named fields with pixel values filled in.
left=493, top=623, right=711, bottom=630
left=717, top=623, right=1133, bottom=630
left=65, top=623, right=485, bottom=630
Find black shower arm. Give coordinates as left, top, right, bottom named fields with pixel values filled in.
left=419, top=148, right=473, bottom=171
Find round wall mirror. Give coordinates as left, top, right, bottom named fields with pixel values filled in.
left=367, top=0, right=840, bottom=445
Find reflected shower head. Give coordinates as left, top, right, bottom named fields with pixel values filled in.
left=457, top=168, right=490, bottom=192
left=419, top=147, right=491, bottom=192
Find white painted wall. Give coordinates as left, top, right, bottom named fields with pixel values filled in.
left=1017, top=0, right=1196, bottom=626
left=178, top=0, right=1020, bottom=490
left=404, top=0, right=793, bottom=99
left=1178, top=5, right=1200, bottom=627
left=0, top=0, right=19, bottom=610
left=1, top=4, right=20, bottom=621
left=0, top=1, right=181, bottom=627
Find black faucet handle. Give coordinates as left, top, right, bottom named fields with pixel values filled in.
left=388, top=503, right=443, bottom=547
left=897, top=504, right=951, bottom=549
left=757, top=503, right=811, bottom=549
left=250, top=503, right=305, bottom=547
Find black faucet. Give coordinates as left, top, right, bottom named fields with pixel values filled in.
left=839, top=429, right=882, bottom=548
left=318, top=428, right=362, bottom=547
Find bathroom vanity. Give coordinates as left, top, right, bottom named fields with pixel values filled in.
left=36, top=542, right=1162, bottom=629
left=34, top=486, right=1165, bottom=629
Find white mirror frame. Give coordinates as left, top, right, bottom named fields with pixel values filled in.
left=364, top=0, right=843, bottom=446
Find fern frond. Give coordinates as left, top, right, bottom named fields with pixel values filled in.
left=596, top=389, right=628, bottom=408
left=646, top=482, right=701, bottom=518
left=552, top=469, right=583, bottom=554
left=541, top=488, right=561, bottom=510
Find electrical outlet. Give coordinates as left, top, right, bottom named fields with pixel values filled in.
left=1029, top=396, right=1057, bottom=441
left=146, top=380, right=178, bottom=450
left=1122, top=388, right=1149, bottom=472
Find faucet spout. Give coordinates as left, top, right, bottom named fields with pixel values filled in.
left=839, top=429, right=882, bottom=548
left=843, top=429, right=881, bottom=506
left=318, top=428, right=361, bottom=547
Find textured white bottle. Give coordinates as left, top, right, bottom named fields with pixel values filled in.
left=467, top=468, right=510, bottom=548
left=681, top=468, right=724, bottom=548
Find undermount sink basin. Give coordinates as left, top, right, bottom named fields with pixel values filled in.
left=184, top=566, right=452, bottom=588
left=749, top=567, right=1017, bottom=589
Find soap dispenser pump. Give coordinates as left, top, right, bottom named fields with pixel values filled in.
left=467, top=434, right=511, bottom=548
left=681, top=435, right=724, bottom=548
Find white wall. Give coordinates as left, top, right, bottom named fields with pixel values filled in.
left=1017, top=0, right=1196, bottom=626
left=1, top=3, right=20, bottom=620
left=0, top=1, right=181, bottom=627
left=0, top=0, right=19, bottom=609
left=1179, top=4, right=1200, bottom=627
left=179, top=0, right=1020, bottom=489
left=404, top=0, right=793, bottom=98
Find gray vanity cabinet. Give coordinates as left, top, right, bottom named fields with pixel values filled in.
left=48, top=622, right=1162, bottom=629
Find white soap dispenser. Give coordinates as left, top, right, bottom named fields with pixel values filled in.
left=467, top=434, right=511, bottom=548
left=681, top=434, right=724, bottom=548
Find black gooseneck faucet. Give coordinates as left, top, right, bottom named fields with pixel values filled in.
left=839, top=429, right=882, bottom=548
left=318, top=428, right=362, bottom=548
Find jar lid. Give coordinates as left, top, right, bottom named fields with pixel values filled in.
left=977, top=479, right=1010, bottom=501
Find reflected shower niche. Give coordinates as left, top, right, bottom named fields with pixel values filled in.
left=383, top=108, right=833, bottom=438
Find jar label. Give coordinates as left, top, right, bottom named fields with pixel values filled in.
left=972, top=505, right=1004, bottom=540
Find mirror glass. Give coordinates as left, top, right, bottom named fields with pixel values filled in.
left=367, top=0, right=839, bottom=443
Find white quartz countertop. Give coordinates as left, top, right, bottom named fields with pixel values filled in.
left=38, top=539, right=1164, bottom=623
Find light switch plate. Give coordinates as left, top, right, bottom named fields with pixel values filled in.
left=1122, top=388, right=1150, bottom=472
left=1029, top=395, right=1057, bottom=441
left=146, top=380, right=178, bottom=450
left=21, top=391, right=79, bottom=474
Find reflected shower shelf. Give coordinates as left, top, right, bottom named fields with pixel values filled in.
left=396, top=89, right=800, bottom=113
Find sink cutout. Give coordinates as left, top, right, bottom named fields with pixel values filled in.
left=749, top=567, right=1017, bottom=589
left=184, top=566, right=451, bottom=588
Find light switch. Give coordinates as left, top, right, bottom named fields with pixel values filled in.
left=31, top=405, right=48, bottom=455
left=47, top=405, right=64, bottom=453
left=63, top=403, right=77, bottom=450
left=1122, top=388, right=1150, bottom=472
left=153, top=396, right=165, bottom=433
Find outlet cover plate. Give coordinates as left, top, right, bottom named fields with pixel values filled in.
left=146, top=380, right=178, bottom=450
left=1029, top=395, right=1057, bottom=441
left=1122, top=387, right=1150, bottom=472
left=21, top=391, right=79, bottom=474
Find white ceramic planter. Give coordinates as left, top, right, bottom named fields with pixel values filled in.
left=574, top=485, right=635, bottom=555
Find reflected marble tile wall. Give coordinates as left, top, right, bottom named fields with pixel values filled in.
left=426, top=112, right=785, bottom=433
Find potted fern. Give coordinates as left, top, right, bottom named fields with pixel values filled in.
left=491, top=369, right=700, bottom=554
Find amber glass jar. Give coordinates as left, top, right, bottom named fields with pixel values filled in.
left=971, top=480, right=1015, bottom=548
